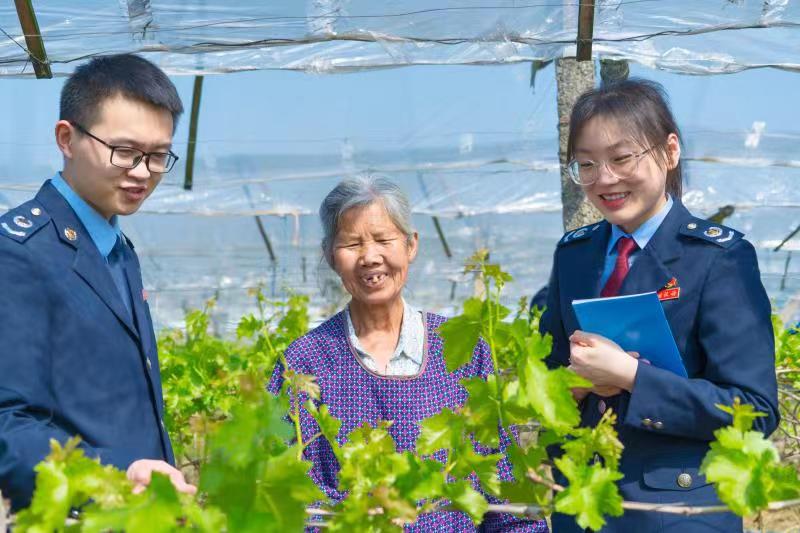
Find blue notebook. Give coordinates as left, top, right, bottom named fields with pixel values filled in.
left=572, top=292, right=688, bottom=378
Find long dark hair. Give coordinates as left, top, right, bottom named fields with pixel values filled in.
left=567, top=78, right=683, bottom=198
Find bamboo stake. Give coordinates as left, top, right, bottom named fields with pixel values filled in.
left=13, top=0, right=51, bottom=78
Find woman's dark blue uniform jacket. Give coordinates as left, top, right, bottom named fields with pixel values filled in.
left=541, top=200, right=779, bottom=532
left=0, top=181, right=173, bottom=510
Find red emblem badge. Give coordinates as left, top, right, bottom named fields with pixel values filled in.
left=657, top=277, right=680, bottom=301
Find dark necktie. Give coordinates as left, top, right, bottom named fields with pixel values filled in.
left=107, top=237, right=133, bottom=315
left=601, top=236, right=639, bottom=297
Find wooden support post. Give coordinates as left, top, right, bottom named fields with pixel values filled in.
left=254, top=216, right=277, bottom=263
left=774, top=224, right=800, bottom=252
left=243, top=185, right=277, bottom=263
left=184, top=76, right=204, bottom=191
left=576, top=0, right=596, bottom=61
left=415, top=172, right=453, bottom=258
left=432, top=216, right=452, bottom=259
left=781, top=252, right=792, bottom=291
left=13, top=0, right=51, bottom=78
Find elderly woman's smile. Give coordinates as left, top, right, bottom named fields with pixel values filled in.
left=361, top=271, right=386, bottom=287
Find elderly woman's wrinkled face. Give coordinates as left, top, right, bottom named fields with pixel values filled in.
left=332, top=202, right=418, bottom=308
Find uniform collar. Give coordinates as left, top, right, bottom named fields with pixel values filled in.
left=607, top=194, right=674, bottom=256
left=51, top=172, right=122, bottom=258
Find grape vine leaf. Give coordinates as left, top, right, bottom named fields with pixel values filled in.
left=444, top=479, right=488, bottom=524
left=517, top=357, right=590, bottom=435
left=416, top=409, right=465, bottom=455
left=700, top=400, right=800, bottom=516
left=81, top=474, right=219, bottom=533
left=554, top=456, right=624, bottom=531
left=562, top=410, right=624, bottom=471
left=437, top=298, right=483, bottom=372
left=460, top=376, right=501, bottom=447
left=308, top=402, right=343, bottom=457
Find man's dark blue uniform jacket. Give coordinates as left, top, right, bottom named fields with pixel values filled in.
left=0, top=181, right=173, bottom=510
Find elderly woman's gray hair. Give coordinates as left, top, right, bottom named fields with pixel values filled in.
left=320, top=176, right=415, bottom=267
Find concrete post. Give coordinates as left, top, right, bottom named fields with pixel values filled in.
left=556, top=58, right=602, bottom=231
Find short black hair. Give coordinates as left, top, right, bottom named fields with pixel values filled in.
left=60, top=54, right=183, bottom=132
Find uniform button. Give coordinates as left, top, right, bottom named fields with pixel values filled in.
left=598, top=399, right=607, bottom=414
left=653, top=421, right=664, bottom=430
left=677, top=473, right=693, bottom=488
left=31, top=207, right=42, bottom=216
left=146, top=358, right=152, bottom=370
left=687, top=223, right=697, bottom=230
left=641, top=418, right=653, bottom=427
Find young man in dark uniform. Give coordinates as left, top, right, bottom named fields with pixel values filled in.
left=0, top=54, right=195, bottom=510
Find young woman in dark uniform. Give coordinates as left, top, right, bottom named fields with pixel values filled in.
left=541, top=79, right=778, bottom=532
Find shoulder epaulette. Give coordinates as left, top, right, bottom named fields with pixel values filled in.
left=679, top=218, right=743, bottom=249
left=0, top=200, right=50, bottom=244
left=558, top=222, right=604, bottom=246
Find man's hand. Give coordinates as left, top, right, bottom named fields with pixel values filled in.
left=126, top=459, right=197, bottom=495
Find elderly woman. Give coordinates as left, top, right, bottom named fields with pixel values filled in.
left=269, top=177, right=545, bottom=531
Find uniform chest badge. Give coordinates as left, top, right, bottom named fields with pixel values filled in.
left=13, top=215, right=33, bottom=229
left=658, top=277, right=680, bottom=301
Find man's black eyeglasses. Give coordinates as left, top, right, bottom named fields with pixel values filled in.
left=71, top=121, right=179, bottom=173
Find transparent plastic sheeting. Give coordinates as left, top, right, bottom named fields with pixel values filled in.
left=0, top=1, right=798, bottom=77
left=4, top=153, right=800, bottom=333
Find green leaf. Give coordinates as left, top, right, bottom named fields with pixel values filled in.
left=20, top=456, right=71, bottom=531
left=416, top=409, right=464, bottom=455
left=498, top=478, right=549, bottom=511
left=372, top=485, right=418, bottom=527
left=517, top=357, right=590, bottom=435
left=283, top=370, right=321, bottom=401
left=437, top=298, right=483, bottom=372
left=81, top=474, right=183, bottom=533
left=701, top=442, right=770, bottom=516
left=338, top=422, right=406, bottom=494
left=700, top=401, right=800, bottom=517
left=448, top=443, right=503, bottom=496
left=15, top=437, right=120, bottom=533
left=460, top=376, right=501, bottom=447
left=236, top=314, right=263, bottom=339
left=554, top=457, right=624, bottom=531
left=716, top=397, right=767, bottom=433
left=562, top=410, right=624, bottom=470
left=308, top=402, right=343, bottom=457
left=393, top=454, right=446, bottom=501
left=504, top=443, right=549, bottom=489
left=258, top=446, right=325, bottom=531
left=444, top=480, right=488, bottom=524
